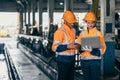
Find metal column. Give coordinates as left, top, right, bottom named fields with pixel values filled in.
left=26, top=1, right=31, bottom=34
left=101, top=0, right=115, bottom=76
left=31, top=0, right=36, bottom=26
left=64, top=0, right=73, bottom=11
left=23, top=7, right=26, bottom=27
left=92, top=0, right=98, bottom=18
left=38, top=0, right=43, bottom=36
left=47, top=0, right=54, bottom=32
left=20, top=11, right=23, bottom=33
left=47, top=0, right=54, bottom=24
left=27, top=2, right=31, bottom=26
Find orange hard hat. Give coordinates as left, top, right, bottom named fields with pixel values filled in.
left=84, top=12, right=96, bottom=21
left=62, top=10, right=77, bottom=24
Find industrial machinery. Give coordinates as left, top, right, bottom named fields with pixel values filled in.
left=115, top=12, right=120, bottom=49
left=17, top=24, right=57, bottom=63
left=115, top=28, right=120, bottom=49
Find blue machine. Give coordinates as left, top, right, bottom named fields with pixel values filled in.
left=103, top=42, right=115, bottom=76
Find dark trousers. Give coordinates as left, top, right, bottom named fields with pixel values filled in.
left=57, top=61, right=75, bottom=80
left=81, top=60, right=101, bottom=80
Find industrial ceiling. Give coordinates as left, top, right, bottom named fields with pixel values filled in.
left=0, top=0, right=120, bottom=12
left=0, top=0, right=17, bottom=12
left=0, top=0, right=91, bottom=12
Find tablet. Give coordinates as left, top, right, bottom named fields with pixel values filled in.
left=81, top=36, right=100, bottom=49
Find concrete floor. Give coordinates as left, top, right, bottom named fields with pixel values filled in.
left=0, top=38, right=120, bottom=80
left=0, top=54, right=9, bottom=80
left=5, top=41, right=50, bottom=80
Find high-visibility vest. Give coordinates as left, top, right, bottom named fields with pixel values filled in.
left=52, top=24, right=76, bottom=56
left=76, top=27, right=106, bottom=59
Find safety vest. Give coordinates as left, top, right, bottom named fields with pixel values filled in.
left=52, top=24, right=76, bottom=56
left=76, top=27, right=106, bottom=60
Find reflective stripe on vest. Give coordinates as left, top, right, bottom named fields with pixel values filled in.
left=81, top=56, right=101, bottom=60
left=56, top=52, right=75, bottom=56
left=56, top=27, right=75, bottom=56
left=61, top=27, right=68, bottom=43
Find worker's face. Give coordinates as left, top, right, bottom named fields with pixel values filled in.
left=86, top=21, right=96, bottom=29
left=67, top=22, right=74, bottom=28
left=65, top=21, right=74, bottom=28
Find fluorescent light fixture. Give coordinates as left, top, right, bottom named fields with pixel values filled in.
left=59, top=2, right=63, bottom=5
left=16, top=0, right=21, bottom=4
left=16, top=0, right=24, bottom=7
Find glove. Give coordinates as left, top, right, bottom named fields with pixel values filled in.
left=82, top=45, right=92, bottom=52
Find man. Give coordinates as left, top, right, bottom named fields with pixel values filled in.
left=52, top=10, right=79, bottom=80
left=76, top=12, right=106, bottom=80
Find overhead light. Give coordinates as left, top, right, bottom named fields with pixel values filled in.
left=16, top=0, right=24, bottom=8
left=86, top=0, right=92, bottom=4
left=59, top=2, right=63, bottom=5
left=17, top=0, right=21, bottom=4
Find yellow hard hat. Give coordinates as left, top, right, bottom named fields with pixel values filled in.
left=62, top=10, right=77, bottom=23
left=84, top=12, right=96, bottom=21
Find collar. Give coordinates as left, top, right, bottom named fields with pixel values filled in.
left=88, top=27, right=97, bottom=32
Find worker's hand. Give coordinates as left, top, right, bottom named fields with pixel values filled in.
left=82, top=45, right=92, bottom=52
left=67, top=43, right=80, bottom=49
left=67, top=43, right=75, bottom=49
left=74, top=43, right=80, bottom=50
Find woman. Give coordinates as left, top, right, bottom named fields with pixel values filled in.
left=76, top=12, right=106, bottom=80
